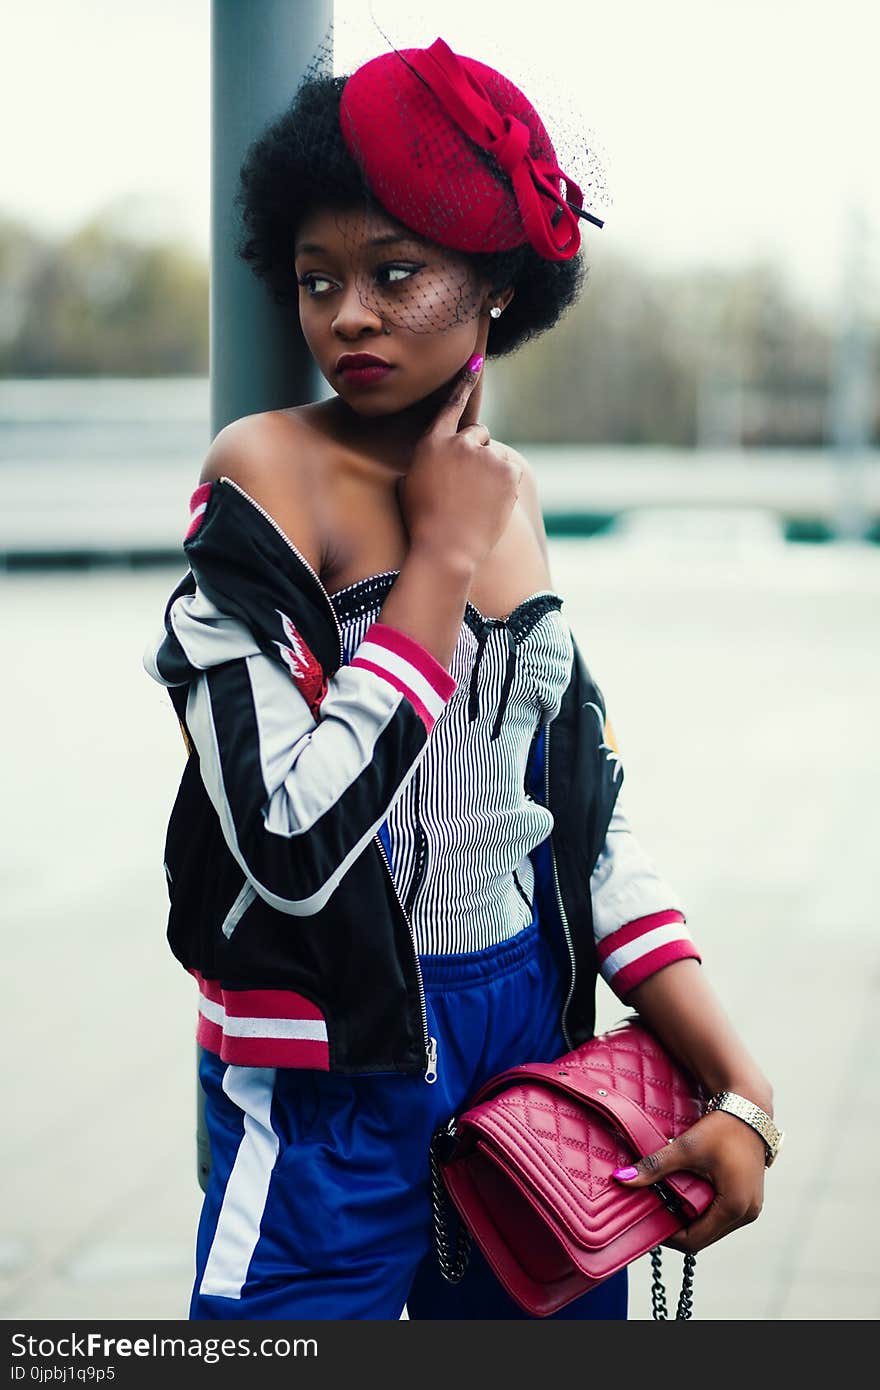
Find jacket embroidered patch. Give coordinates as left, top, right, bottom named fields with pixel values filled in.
left=275, top=609, right=328, bottom=719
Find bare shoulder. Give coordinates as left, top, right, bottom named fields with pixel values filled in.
left=506, top=444, right=549, bottom=563
left=199, top=409, right=320, bottom=490
left=199, top=410, right=325, bottom=573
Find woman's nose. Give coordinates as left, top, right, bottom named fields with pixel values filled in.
left=331, top=280, right=386, bottom=339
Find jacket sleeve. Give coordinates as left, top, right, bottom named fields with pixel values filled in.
left=177, top=608, right=456, bottom=917
left=590, top=790, right=701, bottom=999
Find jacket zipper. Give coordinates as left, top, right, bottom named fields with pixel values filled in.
left=373, top=829, right=436, bottom=1083
left=544, top=721, right=576, bottom=1049
left=220, top=475, right=344, bottom=666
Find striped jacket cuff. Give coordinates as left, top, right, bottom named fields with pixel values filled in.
left=350, top=621, right=457, bottom=733
left=192, top=971, right=330, bottom=1069
left=596, top=909, right=701, bottom=999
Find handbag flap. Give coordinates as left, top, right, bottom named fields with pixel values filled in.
left=453, top=1020, right=714, bottom=1251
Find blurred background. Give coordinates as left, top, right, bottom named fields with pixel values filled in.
left=2, top=0, right=878, bottom=1322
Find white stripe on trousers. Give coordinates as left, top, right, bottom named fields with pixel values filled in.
left=199, top=1065, right=279, bottom=1299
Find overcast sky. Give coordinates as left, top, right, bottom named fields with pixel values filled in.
left=5, top=0, right=878, bottom=311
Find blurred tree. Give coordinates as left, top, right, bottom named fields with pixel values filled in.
left=1, top=206, right=875, bottom=445
left=670, top=263, right=832, bottom=447
left=2, top=208, right=208, bottom=375
left=490, top=250, right=876, bottom=448
left=0, top=215, right=48, bottom=373
left=491, top=249, right=697, bottom=445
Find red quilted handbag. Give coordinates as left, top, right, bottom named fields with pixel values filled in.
left=430, top=1017, right=715, bottom=1318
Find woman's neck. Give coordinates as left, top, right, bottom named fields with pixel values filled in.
left=320, top=385, right=453, bottom=472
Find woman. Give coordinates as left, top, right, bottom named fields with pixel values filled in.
left=145, top=37, right=779, bottom=1321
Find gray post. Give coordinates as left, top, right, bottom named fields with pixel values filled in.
left=199, top=0, right=333, bottom=1192
left=211, top=0, right=333, bottom=439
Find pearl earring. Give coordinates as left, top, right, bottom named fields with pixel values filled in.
left=489, top=306, right=502, bottom=319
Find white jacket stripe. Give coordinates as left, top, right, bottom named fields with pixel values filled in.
left=185, top=656, right=427, bottom=915
left=589, top=796, right=685, bottom=941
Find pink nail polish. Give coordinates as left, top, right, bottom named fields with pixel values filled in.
left=612, top=1166, right=639, bottom=1181
left=467, top=353, right=483, bottom=373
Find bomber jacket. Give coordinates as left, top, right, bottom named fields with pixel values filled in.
left=144, top=477, right=698, bottom=1077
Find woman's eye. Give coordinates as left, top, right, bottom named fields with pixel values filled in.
left=297, top=273, right=335, bottom=296
left=376, top=263, right=422, bottom=286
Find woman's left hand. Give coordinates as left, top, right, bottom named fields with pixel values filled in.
left=612, top=1110, right=767, bottom=1254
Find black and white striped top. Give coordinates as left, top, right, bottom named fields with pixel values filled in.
left=330, top=571, right=574, bottom=955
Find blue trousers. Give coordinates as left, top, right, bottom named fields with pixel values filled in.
left=191, top=921, right=627, bottom=1320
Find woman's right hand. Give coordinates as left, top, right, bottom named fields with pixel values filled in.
left=397, top=356, right=522, bottom=572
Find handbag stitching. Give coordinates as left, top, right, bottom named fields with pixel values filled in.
left=488, top=1105, right=652, bottom=1241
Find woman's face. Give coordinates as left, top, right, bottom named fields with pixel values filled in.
left=293, top=204, right=489, bottom=417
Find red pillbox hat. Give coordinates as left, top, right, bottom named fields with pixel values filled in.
left=338, top=37, right=595, bottom=262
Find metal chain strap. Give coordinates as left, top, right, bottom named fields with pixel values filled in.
left=650, top=1246, right=697, bottom=1320
left=430, top=1134, right=471, bottom=1284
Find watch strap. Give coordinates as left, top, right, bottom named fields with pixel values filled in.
left=704, top=1091, right=783, bottom=1167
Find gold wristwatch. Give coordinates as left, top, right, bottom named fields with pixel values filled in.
left=704, top=1091, right=784, bottom=1167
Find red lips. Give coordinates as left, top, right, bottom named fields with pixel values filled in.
left=336, top=352, right=393, bottom=373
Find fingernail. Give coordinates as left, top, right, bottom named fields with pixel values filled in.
left=467, top=353, right=483, bottom=373
left=612, top=1166, right=639, bottom=1181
